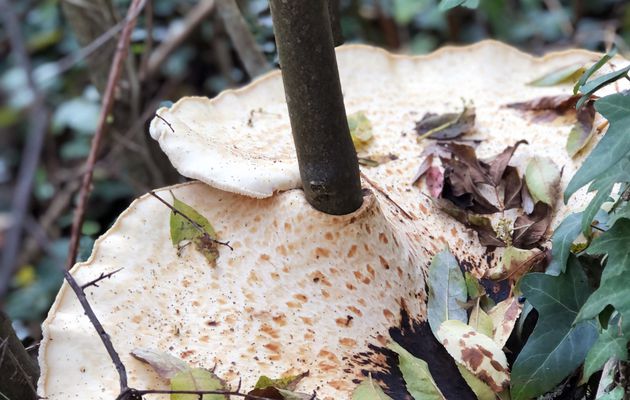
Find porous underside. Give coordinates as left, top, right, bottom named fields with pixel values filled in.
left=40, top=42, right=629, bottom=399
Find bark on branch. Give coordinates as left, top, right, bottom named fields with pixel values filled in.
left=0, top=311, right=39, bottom=400
left=269, top=0, right=362, bottom=215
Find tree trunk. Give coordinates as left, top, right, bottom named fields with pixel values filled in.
left=269, top=0, right=363, bottom=215
left=0, top=311, right=39, bottom=400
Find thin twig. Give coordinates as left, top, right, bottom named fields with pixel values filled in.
left=360, top=172, right=414, bottom=220
left=81, top=268, right=124, bottom=289
left=216, top=0, right=270, bottom=78
left=65, top=0, right=146, bottom=271
left=62, top=269, right=129, bottom=392
left=149, top=191, right=233, bottom=251
left=0, top=0, right=50, bottom=299
left=144, top=0, right=216, bottom=79
left=127, top=388, right=317, bottom=400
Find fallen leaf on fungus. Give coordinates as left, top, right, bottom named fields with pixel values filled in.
left=469, top=300, right=494, bottom=338
left=457, top=364, right=496, bottom=400
left=130, top=348, right=189, bottom=379
left=506, top=94, right=579, bottom=113
left=254, top=372, right=308, bottom=390
left=487, top=297, right=522, bottom=348
left=528, top=64, right=586, bottom=87
left=566, top=99, right=596, bottom=157
left=358, top=153, right=398, bottom=167
left=171, top=368, right=228, bottom=400
left=169, top=194, right=220, bottom=265
left=437, top=320, right=510, bottom=392
left=348, top=111, right=374, bottom=150
left=485, top=246, right=545, bottom=281
left=415, top=104, right=476, bottom=141
left=351, top=375, right=393, bottom=400
left=388, top=342, right=446, bottom=400
left=524, top=156, right=561, bottom=206
left=512, top=202, right=552, bottom=249
left=427, top=249, right=468, bottom=335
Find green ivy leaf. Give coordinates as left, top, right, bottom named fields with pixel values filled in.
left=576, top=65, right=630, bottom=108
left=583, top=322, right=628, bottom=382
left=525, top=156, right=561, bottom=206
left=576, top=219, right=630, bottom=334
left=351, top=375, right=393, bottom=400
left=565, top=94, right=630, bottom=204
left=608, top=200, right=630, bottom=228
left=528, top=64, right=586, bottom=87
left=574, top=47, right=617, bottom=94
left=511, top=257, right=598, bottom=400
left=427, top=250, right=468, bottom=335
left=169, top=194, right=219, bottom=265
left=171, top=368, right=227, bottom=400
left=387, top=342, right=446, bottom=400
left=546, top=212, right=583, bottom=275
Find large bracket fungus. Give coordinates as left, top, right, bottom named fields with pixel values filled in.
left=39, top=42, right=629, bottom=399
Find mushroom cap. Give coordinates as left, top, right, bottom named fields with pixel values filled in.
left=39, top=183, right=427, bottom=399
left=41, top=42, right=629, bottom=399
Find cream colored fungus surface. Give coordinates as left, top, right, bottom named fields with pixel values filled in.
left=40, top=42, right=629, bottom=399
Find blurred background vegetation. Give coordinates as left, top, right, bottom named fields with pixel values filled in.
left=0, top=0, right=628, bottom=344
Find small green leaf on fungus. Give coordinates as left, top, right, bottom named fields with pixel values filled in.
left=524, top=157, right=561, bottom=206
left=439, top=0, right=478, bottom=11
left=351, top=375, right=393, bottom=400
left=566, top=100, right=596, bottom=157
left=246, top=387, right=309, bottom=400
left=387, top=342, right=446, bottom=400
left=169, top=194, right=219, bottom=265
left=528, top=64, right=586, bottom=87
left=130, top=348, right=189, bottom=379
left=171, top=368, right=227, bottom=400
left=456, top=364, right=495, bottom=400
left=415, top=104, right=475, bottom=141
left=464, top=272, right=485, bottom=299
left=254, top=372, right=308, bottom=390
left=437, top=320, right=509, bottom=392
left=427, top=250, right=468, bottom=335
left=469, top=301, right=494, bottom=338
left=348, top=111, right=373, bottom=150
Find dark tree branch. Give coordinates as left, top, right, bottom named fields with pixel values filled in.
left=215, top=0, right=271, bottom=78
left=0, top=0, right=50, bottom=299
left=62, top=269, right=129, bottom=392
left=81, top=268, right=124, bottom=289
left=65, top=0, right=146, bottom=271
left=327, top=0, right=344, bottom=46
left=269, top=0, right=363, bottom=215
left=0, top=311, right=39, bottom=400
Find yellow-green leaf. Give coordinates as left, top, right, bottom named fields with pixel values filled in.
left=525, top=157, right=561, bottom=206
left=171, top=368, right=227, bottom=400
left=351, top=375, right=393, bottom=400
left=437, top=320, right=510, bottom=392
left=469, top=300, right=494, bottom=338
left=388, top=342, right=446, bottom=400
left=528, top=64, right=586, bottom=87
left=130, top=348, right=189, bottom=379
left=348, top=112, right=374, bottom=150
left=254, top=372, right=308, bottom=390
left=169, top=194, right=219, bottom=264
left=456, top=364, right=495, bottom=400
left=487, top=297, right=522, bottom=348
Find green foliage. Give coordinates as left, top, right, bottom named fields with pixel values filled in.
left=583, top=318, right=628, bottom=382
left=169, top=194, right=219, bottom=264
left=426, top=250, right=468, bottom=335
left=351, top=376, right=393, bottom=400
left=170, top=368, right=227, bottom=400
left=511, top=257, right=598, bottom=400
left=565, top=93, right=630, bottom=232
left=576, top=219, right=630, bottom=333
left=387, top=342, right=446, bottom=399
left=546, top=212, right=583, bottom=275
left=528, top=64, right=585, bottom=87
